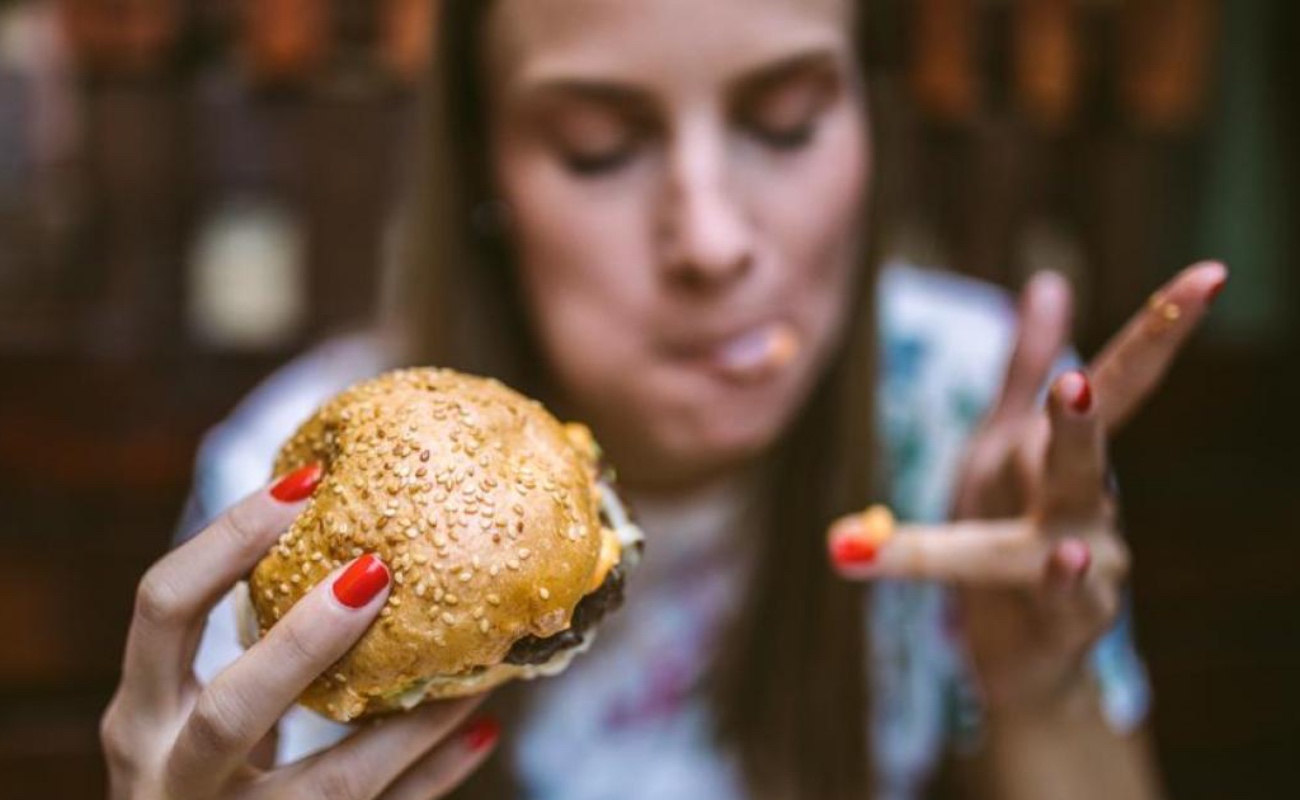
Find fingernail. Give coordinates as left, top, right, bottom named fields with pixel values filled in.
left=332, top=554, right=389, bottom=609
left=830, top=534, right=880, bottom=567
left=1063, top=370, right=1092, bottom=414
left=1206, top=273, right=1227, bottom=303
left=1052, top=539, right=1092, bottom=583
left=270, top=463, right=323, bottom=503
left=463, top=716, right=501, bottom=752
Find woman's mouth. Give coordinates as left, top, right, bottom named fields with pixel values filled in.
left=674, top=321, right=802, bottom=384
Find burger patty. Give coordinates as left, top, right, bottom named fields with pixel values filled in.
left=503, top=563, right=627, bottom=666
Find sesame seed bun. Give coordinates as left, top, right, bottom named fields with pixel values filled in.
left=246, top=368, right=641, bottom=722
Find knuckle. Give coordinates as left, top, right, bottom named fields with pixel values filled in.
left=1094, top=587, right=1122, bottom=625
left=222, top=496, right=277, bottom=559
left=1100, top=538, right=1132, bottom=583
left=272, top=614, right=329, bottom=671
left=99, top=701, right=135, bottom=768
left=310, top=764, right=370, bottom=800
left=186, top=689, right=249, bottom=757
left=135, top=568, right=188, bottom=628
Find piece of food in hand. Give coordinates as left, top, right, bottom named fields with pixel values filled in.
left=237, top=368, right=643, bottom=722
left=831, top=504, right=896, bottom=563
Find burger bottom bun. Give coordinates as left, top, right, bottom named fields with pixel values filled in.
left=233, top=580, right=595, bottom=720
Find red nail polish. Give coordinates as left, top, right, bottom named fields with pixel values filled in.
left=270, top=463, right=323, bottom=502
left=1206, top=274, right=1227, bottom=303
left=830, top=535, right=879, bottom=567
left=332, top=554, right=389, bottom=609
left=463, top=717, right=501, bottom=752
left=1058, top=539, right=1092, bottom=578
left=1067, top=371, right=1092, bottom=414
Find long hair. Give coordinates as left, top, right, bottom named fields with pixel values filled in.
left=384, top=3, right=894, bottom=797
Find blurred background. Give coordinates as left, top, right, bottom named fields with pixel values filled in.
left=0, top=0, right=1295, bottom=797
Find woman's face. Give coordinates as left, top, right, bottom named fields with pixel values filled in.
left=485, top=0, right=869, bottom=489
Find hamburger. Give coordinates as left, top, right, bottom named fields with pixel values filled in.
left=236, top=368, right=643, bottom=722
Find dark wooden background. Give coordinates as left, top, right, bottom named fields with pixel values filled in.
left=1, top=1, right=1296, bottom=798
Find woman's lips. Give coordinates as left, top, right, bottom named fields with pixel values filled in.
left=675, top=321, right=802, bottom=383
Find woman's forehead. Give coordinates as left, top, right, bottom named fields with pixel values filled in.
left=486, top=0, right=853, bottom=95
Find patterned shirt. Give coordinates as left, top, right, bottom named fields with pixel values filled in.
left=179, top=264, right=1149, bottom=800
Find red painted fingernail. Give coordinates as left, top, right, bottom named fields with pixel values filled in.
left=830, top=535, right=880, bottom=567
left=1206, top=274, right=1227, bottom=303
left=1059, top=539, right=1092, bottom=578
left=270, top=463, right=323, bottom=502
left=463, top=717, right=501, bottom=752
left=332, top=554, right=389, bottom=609
left=1066, top=371, right=1092, bottom=414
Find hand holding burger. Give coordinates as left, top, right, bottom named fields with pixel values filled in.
left=243, top=368, right=643, bottom=721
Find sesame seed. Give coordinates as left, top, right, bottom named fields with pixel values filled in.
left=479, top=619, right=490, bottom=633
left=539, top=587, right=550, bottom=600
left=441, top=612, right=456, bottom=625
left=445, top=593, right=459, bottom=605
left=413, top=553, right=429, bottom=565
left=518, top=548, right=531, bottom=559
left=459, top=570, right=472, bottom=582
left=487, top=593, right=501, bottom=605
left=415, top=582, right=427, bottom=597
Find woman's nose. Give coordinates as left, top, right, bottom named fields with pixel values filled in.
left=658, top=142, right=755, bottom=292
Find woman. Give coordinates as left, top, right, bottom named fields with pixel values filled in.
left=102, top=1, right=1225, bottom=798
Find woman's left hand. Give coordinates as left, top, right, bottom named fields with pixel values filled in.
left=828, top=261, right=1227, bottom=713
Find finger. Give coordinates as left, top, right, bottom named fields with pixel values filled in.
left=990, top=271, right=1074, bottom=427
left=1091, top=261, right=1227, bottom=433
left=1040, top=538, right=1122, bottom=646
left=167, top=554, right=391, bottom=792
left=829, top=517, right=1050, bottom=586
left=376, top=717, right=501, bottom=800
left=277, top=696, right=487, bottom=800
left=122, top=464, right=323, bottom=707
left=1041, top=370, right=1107, bottom=518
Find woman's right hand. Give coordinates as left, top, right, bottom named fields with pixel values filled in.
left=101, top=465, right=499, bottom=800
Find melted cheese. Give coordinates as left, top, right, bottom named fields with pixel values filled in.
left=588, top=526, right=622, bottom=592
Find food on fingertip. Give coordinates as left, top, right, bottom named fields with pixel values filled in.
left=236, top=368, right=643, bottom=722
left=828, top=504, right=896, bottom=567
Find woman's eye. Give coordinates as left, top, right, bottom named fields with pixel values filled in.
left=750, top=121, right=817, bottom=151
left=563, top=145, right=637, bottom=176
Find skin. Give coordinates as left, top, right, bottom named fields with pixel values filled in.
left=486, top=0, right=867, bottom=490
left=105, top=0, right=1217, bottom=796
left=101, top=481, right=496, bottom=800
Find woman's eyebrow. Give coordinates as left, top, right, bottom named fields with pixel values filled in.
left=729, top=48, right=840, bottom=97
left=514, top=78, right=658, bottom=115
